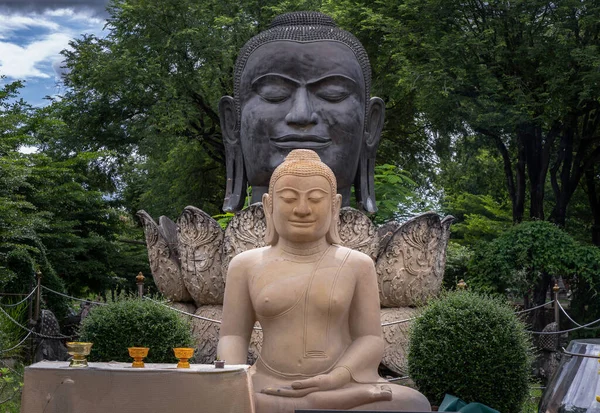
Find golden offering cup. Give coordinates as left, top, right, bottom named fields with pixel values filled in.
left=66, top=342, right=93, bottom=368
left=173, top=347, right=195, bottom=368
left=128, top=347, right=149, bottom=368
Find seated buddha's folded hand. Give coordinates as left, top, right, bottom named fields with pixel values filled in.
left=261, top=367, right=352, bottom=398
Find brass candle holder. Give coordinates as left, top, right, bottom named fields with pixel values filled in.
left=66, top=342, right=93, bottom=367
left=173, top=347, right=195, bottom=368
left=128, top=347, right=149, bottom=368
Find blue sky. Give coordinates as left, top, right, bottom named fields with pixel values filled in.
left=0, top=0, right=109, bottom=106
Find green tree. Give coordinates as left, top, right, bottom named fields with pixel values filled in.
left=389, top=0, right=600, bottom=229
left=468, top=221, right=600, bottom=331
left=1, top=79, right=149, bottom=314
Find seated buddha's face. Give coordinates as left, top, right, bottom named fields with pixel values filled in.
left=238, top=40, right=366, bottom=197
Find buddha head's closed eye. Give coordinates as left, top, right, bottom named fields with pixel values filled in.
left=220, top=11, right=385, bottom=213
left=262, top=149, right=342, bottom=245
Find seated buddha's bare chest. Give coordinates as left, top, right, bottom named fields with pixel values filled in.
left=250, top=259, right=356, bottom=320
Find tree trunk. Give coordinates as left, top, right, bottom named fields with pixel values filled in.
left=532, top=271, right=552, bottom=333
left=477, top=127, right=525, bottom=223
left=515, top=133, right=527, bottom=223
left=520, top=124, right=545, bottom=220
left=586, top=166, right=600, bottom=246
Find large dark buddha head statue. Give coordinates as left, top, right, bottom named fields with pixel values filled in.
left=219, top=11, right=385, bottom=213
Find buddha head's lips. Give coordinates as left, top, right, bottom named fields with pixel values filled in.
left=271, top=135, right=332, bottom=149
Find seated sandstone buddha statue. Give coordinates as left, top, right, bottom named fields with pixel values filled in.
left=218, top=149, right=430, bottom=413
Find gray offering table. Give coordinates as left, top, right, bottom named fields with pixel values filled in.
left=21, top=361, right=255, bottom=413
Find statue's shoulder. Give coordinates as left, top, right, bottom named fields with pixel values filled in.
left=332, top=244, right=374, bottom=267
left=229, top=246, right=270, bottom=268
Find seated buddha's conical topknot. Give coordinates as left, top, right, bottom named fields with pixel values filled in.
left=284, top=148, right=322, bottom=162
left=269, top=149, right=337, bottom=196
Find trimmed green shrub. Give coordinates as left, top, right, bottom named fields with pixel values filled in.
left=79, top=298, right=194, bottom=363
left=408, top=290, right=533, bottom=413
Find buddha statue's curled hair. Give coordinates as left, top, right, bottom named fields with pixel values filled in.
left=264, top=149, right=342, bottom=245
left=233, top=11, right=372, bottom=126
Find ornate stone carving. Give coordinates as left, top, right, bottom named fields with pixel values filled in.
left=337, top=207, right=378, bottom=260
left=221, top=204, right=266, bottom=280
left=140, top=206, right=452, bottom=308
left=376, top=212, right=453, bottom=307
left=137, top=211, right=192, bottom=303
left=380, top=307, right=419, bottom=376
left=177, top=206, right=225, bottom=306
left=190, top=305, right=222, bottom=364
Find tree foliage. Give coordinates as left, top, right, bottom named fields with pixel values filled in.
left=468, top=220, right=600, bottom=331
left=0, top=79, right=149, bottom=316
left=385, top=0, right=600, bottom=227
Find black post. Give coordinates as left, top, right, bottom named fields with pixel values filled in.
left=34, top=269, right=42, bottom=322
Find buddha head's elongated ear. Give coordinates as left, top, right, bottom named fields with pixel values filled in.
left=355, top=97, right=385, bottom=213
left=262, top=192, right=278, bottom=245
left=326, top=194, right=343, bottom=245
left=220, top=95, right=247, bottom=212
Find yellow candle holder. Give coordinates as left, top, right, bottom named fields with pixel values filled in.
left=128, top=347, right=149, bottom=368
left=173, top=347, right=195, bottom=368
left=66, top=342, right=93, bottom=368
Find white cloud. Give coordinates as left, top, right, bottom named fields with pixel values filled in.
left=42, top=8, right=104, bottom=25
left=0, top=10, right=105, bottom=81
left=0, top=14, right=60, bottom=38
left=0, top=32, right=73, bottom=79
left=42, top=8, right=75, bottom=17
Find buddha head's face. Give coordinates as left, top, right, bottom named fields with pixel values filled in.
left=239, top=40, right=365, bottom=196
left=263, top=149, right=341, bottom=245
left=220, top=12, right=384, bottom=213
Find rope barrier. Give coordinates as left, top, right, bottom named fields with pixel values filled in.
left=0, top=305, right=75, bottom=340
left=381, top=318, right=416, bottom=327
left=557, top=301, right=600, bottom=330
left=528, top=316, right=600, bottom=335
left=41, top=285, right=107, bottom=306
left=143, top=297, right=224, bottom=324
left=0, top=331, right=32, bottom=354
left=387, top=376, right=410, bottom=382
left=515, top=301, right=553, bottom=314
left=0, top=286, right=37, bottom=308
